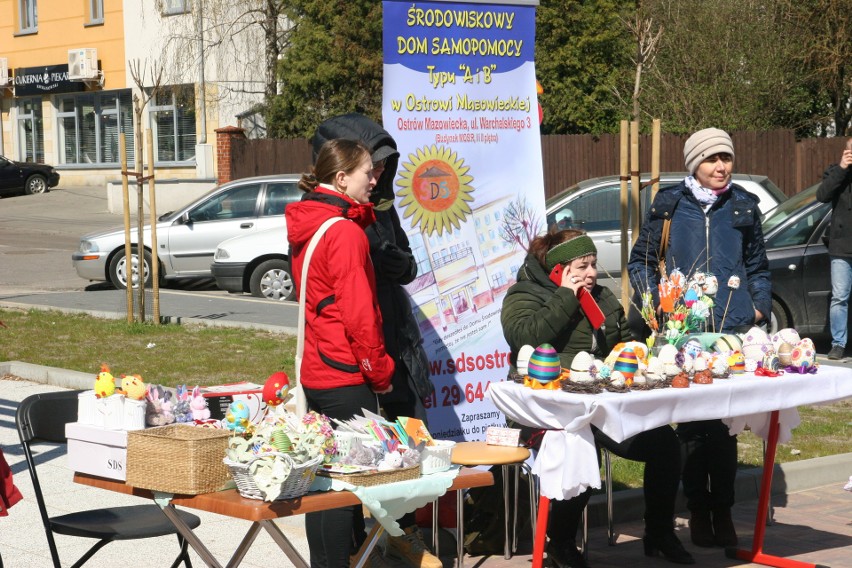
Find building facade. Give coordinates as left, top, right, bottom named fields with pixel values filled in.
left=0, top=0, right=267, bottom=187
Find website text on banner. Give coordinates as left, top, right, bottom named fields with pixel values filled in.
left=382, top=0, right=545, bottom=441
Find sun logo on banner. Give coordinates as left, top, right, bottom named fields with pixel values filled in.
left=396, top=145, right=475, bottom=236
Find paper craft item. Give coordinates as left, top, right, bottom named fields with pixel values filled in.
left=398, top=417, right=434, bottom=446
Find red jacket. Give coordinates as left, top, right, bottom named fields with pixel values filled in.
left=286, top=186, right=394, bottom=392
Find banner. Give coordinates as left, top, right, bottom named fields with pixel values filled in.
left=382, top=0, right=545, bottom=440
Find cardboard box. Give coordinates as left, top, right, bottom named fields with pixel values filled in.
left=201, top=382, right=267, bottom=423
left=485, top=426, right=521, bottom=447
left=66, top=422, right=128, bottom=481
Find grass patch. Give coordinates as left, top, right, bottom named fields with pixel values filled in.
left=0, top=307, right=296, bottom=386
left=2, top=307, right=849, bottom=491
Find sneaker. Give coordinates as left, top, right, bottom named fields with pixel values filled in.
left=385, top=525, right=443, bottom=568
left=827, top=345, right=845, bottom=360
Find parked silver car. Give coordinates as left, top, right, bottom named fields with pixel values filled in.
left=544, top=173, right=787, bottom=296
left=72, top=175, right=301, bottom=289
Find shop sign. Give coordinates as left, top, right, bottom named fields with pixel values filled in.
left=13, top=64, right=85, bottom=96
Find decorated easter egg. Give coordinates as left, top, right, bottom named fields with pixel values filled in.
left=763, top=352, right=781, bottom=372
left=570, top=351, right=594, bottom=383
left=528, top=343, right=561, bottom=383
left=613, top=348, right=639, bottom=381
left=711, top=357, right=730, bottom=378
left=728, top=352, right=746, bottom=374
left=657, top=343, right=679, bottom=364
left=713, top=334, right=743, bottom=353
left=790, top=338, right=816, bottom=369
left=645, top=358, right=665, bottom=384
left=516, top=344, right=536, bottom=376
left=745, top=359, right=759, bottom=372
left=771, top=328, right=801, bottom=352
left=682, top=338, right=704, bottom=359
left=777, top=342, right=794, bottom=366
left=742, top=327, right=774, bottom=361
left=610, top=370, right=626, bottom=388
left=263, top=371, right=291, bottom=406
left=622, top=341, right=649, bottom=363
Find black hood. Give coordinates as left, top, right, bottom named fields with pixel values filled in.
left=312, top=113, right=399, bottom=205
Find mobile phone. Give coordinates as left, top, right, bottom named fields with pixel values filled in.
left=549, top=263, right=564, bottom=286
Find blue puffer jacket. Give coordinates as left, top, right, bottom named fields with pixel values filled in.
left=627, top=180, right=771, bottom=332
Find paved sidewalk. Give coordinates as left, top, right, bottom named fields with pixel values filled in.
left=2, top=374, right=851, bottom=567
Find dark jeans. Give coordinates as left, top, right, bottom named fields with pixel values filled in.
left=303, top=384, right=379, bottom=568
left=548, top=424, right=681, bottom=548
left=677, top=419, right=738, bottom=512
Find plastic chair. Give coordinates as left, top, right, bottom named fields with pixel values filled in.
left=16, top=390, right=201, bottom=568
left=449, top=441, right=537, bottom=567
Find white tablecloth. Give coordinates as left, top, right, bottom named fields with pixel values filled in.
left=487, top=366, right=852, bottom=500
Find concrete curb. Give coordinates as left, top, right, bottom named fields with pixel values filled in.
left=4, top=360, right=850, bottom=530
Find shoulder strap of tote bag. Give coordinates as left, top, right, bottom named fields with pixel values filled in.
left=292, top=216, right=346, bottom=417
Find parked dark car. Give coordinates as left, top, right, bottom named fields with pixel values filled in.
left=762, top=182, right=836, bottom=337
left=0, top=155, right=60, bottom=196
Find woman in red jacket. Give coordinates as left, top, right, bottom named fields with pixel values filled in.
left=286, top=138, right=394, bottom=567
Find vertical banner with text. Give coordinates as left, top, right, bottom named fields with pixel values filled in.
left=383, top=0, right=546, bottom=440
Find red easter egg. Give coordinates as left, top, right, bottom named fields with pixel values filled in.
left=263, top=371, right=290, bottom=406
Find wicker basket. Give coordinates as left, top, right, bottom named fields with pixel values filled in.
left=224, top=453, right=323, bottom=501
left=126, top=424, right=231, bottom=495
left=317, top=463, right=421, bottom=487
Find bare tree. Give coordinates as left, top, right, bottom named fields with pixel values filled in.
left=499, top=197, right=543, bottom=253
left=625, top=12, right=662, bottom=123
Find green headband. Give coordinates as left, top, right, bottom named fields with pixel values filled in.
left=545, top=235, right=597, bottom=269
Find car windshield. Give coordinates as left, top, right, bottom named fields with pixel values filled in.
left=761, top=182, right=819, bottom=234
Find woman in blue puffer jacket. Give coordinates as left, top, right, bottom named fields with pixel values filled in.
left=628, top=128, right=771, bottom=551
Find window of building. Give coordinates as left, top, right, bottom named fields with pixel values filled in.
left=16, top=98, right=44, bottom=163
left=149, top=85, right=196, bottom=164
left=56, top=90, right=134, bottom=165
left=161, top=0, right=189, bottom=15
left=87, top=0, right=104, bottom=25
left=18, top=0, right=38, bottom=33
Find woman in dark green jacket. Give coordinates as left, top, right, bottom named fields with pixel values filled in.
left=501, top=229, right=693, bottom=568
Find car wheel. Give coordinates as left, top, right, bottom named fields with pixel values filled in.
left=249, top=259, right=295, bottom=301
left=24, top=174, right=48, bottom=195
left=108, top=249, right=154, bottom=289
left=769, top=299, right=790, bottom=335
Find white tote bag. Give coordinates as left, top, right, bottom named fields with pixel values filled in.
left=291, top=217, right=346, bottom=417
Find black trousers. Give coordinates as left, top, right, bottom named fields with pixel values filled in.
left=303, top=384, right=380, bottom=568
left=548, top=424, right=682, bottom=548
left=677, top=419, right=738, bottom=512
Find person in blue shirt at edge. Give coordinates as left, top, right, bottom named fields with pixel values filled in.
left=312, top=113, right=438, bottom=568
left=628, top=128, right=772, bottom=551
left=501, top=229, right=694, bottom=567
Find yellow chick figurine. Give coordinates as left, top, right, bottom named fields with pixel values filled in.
left=94, top=363, right=116, bottom=399
left=117, top=373, right=147, bottom=400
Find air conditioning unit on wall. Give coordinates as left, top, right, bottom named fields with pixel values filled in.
left=0, top=58, right=9, bottom=87
left=68, top=48, right=99, bottom=80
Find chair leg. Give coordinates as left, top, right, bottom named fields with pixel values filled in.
left=170, top=534, right=193, bottom=568
left=522, top=463, right=538, bottom=551
left=432, top=498, right=440, bottom=557
left=456, top=488, right=465, bottom=568
left=763, top=440, right=773, bottom=526
left=69, top=539, right=111, bottom=568
left=581, top=504, right=589, bottom=557
left=502, top=464, right=511, bottom=559
left=604, top=448, right=615, bottom=545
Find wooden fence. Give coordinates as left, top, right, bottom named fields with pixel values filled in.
left=230, top=130, right=849, bottom=198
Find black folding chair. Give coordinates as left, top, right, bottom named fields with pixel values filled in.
left=16, top=390, right=200, bottom=568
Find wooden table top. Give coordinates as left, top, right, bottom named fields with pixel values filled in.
left=74, top=467, right=493, bottom=522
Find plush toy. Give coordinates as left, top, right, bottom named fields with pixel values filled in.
left=94, top=363, right=116, bottom=399
left=225, top=400, right=251, bottom=433
left=190, top=386, right=211, bottom=421
left=145, top=385, right=174, bottom=426
left=172, top=385, right=193, bottom=423
left=116, top=373, right=147, bottom=400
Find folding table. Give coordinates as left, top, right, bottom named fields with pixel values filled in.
left=488, top=365, right=852, bottom=568
left=75, top=466, right=493, bottom=568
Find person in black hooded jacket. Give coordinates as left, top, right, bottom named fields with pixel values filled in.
left=816, top=136, right=852, bottom=360
left=312, top=113, right=439, bottom=568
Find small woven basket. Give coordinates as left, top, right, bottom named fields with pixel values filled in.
left=317, top=463, right=421, bottom=487
left=126, top=424, right=231, bottom=495
left=224, top=453, right=323, bottom=501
